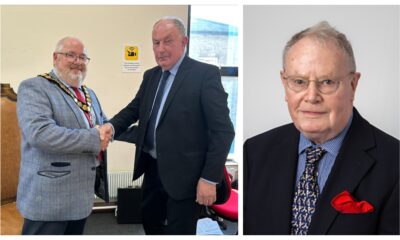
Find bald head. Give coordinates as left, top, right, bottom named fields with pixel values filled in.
left=55, top=37, right=87, bottom=54
left=153, top=16, right=187, bottom=37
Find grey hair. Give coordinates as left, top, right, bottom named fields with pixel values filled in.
left=54, top=36, right=85, bottom=52
left=154, top=16, right=187, bottom=36
left=55, top=37, right=72, bottom=52
left=282, top=21, right=356, bottom=71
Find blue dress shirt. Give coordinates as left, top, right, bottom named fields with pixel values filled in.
left=147, top=53, right=185, bottom=158
left=295, top=115, right=353, bottom=193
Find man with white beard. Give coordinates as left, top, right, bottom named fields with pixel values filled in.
left=16, top=37, right=111, bottom=235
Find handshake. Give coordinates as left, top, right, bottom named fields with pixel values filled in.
left=95, top=123, right=113, bottom=151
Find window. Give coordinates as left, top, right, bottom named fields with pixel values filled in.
left=188, top=5, right=239, bottom=160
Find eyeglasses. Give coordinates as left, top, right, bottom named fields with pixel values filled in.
left=56, top=52, right=91, bottom=64
left=282, top=72, right=354, bottom=94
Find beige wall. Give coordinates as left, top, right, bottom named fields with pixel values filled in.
left=1, top=5, right=189, bottom=172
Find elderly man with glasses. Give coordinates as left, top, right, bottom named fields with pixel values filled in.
left=244, top=21, right=399, bottom=235
left=16, top=37, right=112, bottom=235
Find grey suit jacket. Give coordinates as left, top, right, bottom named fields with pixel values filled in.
left=16, top=71, right=108, bottom=221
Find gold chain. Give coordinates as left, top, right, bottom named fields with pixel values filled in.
left=38, top=73, right=92, bottom=114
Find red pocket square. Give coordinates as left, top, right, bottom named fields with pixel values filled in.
left=331, top=191, right=374, bottom=214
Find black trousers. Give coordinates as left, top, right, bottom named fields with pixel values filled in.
left=141, top=152, right=201, bottom=235
left=21, top=218, right=87, bottom=235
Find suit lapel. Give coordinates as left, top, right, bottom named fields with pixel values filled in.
left=89, top=90, right=102, bottom=125
left=269, top=125, right=300, bottom=233
left=157, top=56, right=190, bottom=125
left=48, top=71, right=88, bottom=128
left=308, top=109, right=376, bottom=234
left=143, top=69, right=163, bottom=122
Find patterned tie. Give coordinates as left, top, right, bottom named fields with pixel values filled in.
left=144, top=71, right=171, bottom=152
left=291, top=146, right=326, bottom=235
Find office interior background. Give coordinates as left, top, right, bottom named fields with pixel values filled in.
left=0, top=4, right=240, bottom=235
left=1, top=4, right=240, bottom=187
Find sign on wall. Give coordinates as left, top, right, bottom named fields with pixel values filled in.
left=122, top=44, right=141, bottom=73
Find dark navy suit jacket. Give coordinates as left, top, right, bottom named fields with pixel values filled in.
left=110, top=56, right=235, bottom=200
left=244, top=108, right=399, bottom=234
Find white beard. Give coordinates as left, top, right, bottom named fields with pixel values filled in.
left=58, top=68, right=86, bottom=87
left=68, top=71, right=85, bottom=85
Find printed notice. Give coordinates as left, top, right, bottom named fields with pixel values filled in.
left=123, top=45, right=141, bottom=73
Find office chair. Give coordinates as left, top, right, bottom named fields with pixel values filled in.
left=206, top=167, right=238, bottom=231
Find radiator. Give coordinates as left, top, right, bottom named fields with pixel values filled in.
left=95, top=171, right=143, bottom=199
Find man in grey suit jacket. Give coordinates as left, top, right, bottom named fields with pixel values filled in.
left=16, top=37, right=111, bottom=235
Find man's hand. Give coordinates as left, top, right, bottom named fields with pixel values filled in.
left=196, top=178, right=217, bottom=206
left=96, top=124, right=113, bottom=151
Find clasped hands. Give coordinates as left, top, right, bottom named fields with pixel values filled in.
left=95, top=123, right=113, bottom=151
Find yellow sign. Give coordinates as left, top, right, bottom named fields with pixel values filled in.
left=125, top=46, right=139, bottom=61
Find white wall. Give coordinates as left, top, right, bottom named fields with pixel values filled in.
left=243, top=5, right=400, bottom=141
left=1, top=5, right=189, bottom=172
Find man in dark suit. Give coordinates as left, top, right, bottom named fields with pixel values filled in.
left=244, top=21, right=399, bottom=234
left=102, top=17, right=235, bottom=235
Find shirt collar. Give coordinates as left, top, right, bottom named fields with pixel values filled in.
left=298, top=113, right=353, bottom=155
left=165, top=53, right=185, bottom=77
